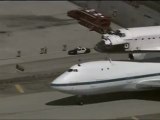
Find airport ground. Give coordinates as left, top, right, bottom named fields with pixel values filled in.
left=0, top=1, right=160, bottom=119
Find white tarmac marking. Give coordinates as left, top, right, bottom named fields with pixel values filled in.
left=131, top=116, right=139, bottom=120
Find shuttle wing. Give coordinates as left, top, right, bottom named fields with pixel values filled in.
left=142, top=47, right=160, bottom=51
left=136, top=79, right=160, bottom=89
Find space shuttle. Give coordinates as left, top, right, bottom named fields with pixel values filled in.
left=95, top=26, right=160, bottom=53
left=67, top=9, right=160, bottom=56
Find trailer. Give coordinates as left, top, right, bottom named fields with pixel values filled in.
left=67, top=9, right=111, bottom=34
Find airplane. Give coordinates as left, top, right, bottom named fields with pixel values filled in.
left=94, top=25, right=160, bottom=54
left=51, top=60, right=160, bottom=105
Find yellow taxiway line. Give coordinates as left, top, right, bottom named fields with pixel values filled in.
left=15, top=84, right=24, bottom=93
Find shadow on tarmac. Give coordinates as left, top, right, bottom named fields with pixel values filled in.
left=46, top=89, right=160, bottom=106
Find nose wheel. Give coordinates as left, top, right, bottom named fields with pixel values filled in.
left=76, top=95, right=84, bottom=105
left=128, top=53, right=134, bottom=60
left=78, top=101, right=84, bottom=105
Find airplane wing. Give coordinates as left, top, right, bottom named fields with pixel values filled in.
left=136, top=79, right=160, bottom=89
left=138, top=47, right=160, bottom=52
left=133, top=47, right=160, bottom=53
left=152, top=47, right=160, bottom=50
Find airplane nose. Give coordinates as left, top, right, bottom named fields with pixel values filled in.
left=51, top=78, right=65, bottom=91
left=51, top=74, right=74, bottom=93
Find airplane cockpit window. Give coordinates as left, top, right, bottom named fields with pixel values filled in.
left=108, top=30, right=126, bottom=37
left=108, top=31, right=115, bottom=35
left=102, top=35, right=110, bottom=40
left=101, top=35, right=112, bottom=45
left=68, top=69, right=78, bottom=72
left=114, top=30, right=126, bottom=37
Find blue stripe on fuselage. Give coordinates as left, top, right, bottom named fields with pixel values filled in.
left=51, top=73, right=160, bottom=87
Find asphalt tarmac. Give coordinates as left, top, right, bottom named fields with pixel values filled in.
left=1, top=75, right=160, bottom=119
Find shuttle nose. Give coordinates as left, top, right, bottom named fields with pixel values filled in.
left=94, top=41, right=113, bottom=53
left=94, top=41, right=126, bottom=53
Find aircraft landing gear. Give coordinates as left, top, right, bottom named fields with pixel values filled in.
left=76, top=95, right=84, bottom=105
left=128, top=53, right=134, bottom=60
left=78, top=101, right=84, bottom=105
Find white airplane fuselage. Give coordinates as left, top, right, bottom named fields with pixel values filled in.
left=95, top=26, right=160, bottom=53
left=51, top=61, right=160, bottom=95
